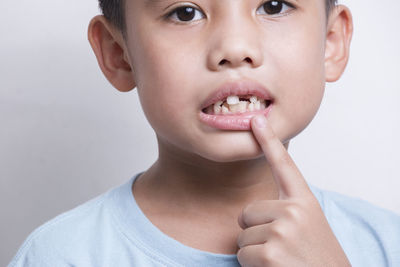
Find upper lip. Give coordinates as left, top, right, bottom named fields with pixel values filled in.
left=200, top=79, right=274, bottom=110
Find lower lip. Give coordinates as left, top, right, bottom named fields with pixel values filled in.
left=199, top=104, right=273, bottom=130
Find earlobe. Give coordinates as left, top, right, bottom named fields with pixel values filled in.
left=88, top=15, right=136, bottom=92
left=324, top=5, right=354, bottom=82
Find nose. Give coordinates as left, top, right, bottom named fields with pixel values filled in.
left=207, top=15, right=263, bottom=71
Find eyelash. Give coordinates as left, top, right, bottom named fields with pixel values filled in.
left=164, top=0, right=296, bottom=24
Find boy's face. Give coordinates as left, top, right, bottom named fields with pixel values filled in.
left=118, top=0, right=340, bottom=162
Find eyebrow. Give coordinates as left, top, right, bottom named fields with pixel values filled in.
left=145, top=0, right=168, bottom=7
left=145, top=0, right=167, bottom=4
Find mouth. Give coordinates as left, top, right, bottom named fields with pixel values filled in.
left=201, top=95, right=272, bottom=115
left=199, top=80, right=274, bottom=131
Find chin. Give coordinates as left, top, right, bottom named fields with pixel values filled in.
left=203, top=152, right=265, bottom=163
left=195, top=135, right=264, bottom=163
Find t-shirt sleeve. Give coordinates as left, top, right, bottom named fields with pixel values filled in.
left=317, top=188, right=400, bottom=266
left=8, top=224, right=72, bottom=267
left=8, top=196, right=106, bottom=267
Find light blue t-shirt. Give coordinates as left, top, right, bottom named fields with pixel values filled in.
left=9, top=173, right=400, bottom=267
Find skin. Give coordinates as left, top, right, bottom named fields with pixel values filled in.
left=88, top=0, right=353, bottom=265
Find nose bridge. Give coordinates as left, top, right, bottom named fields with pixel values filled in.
left=207, top=3, right=263, bottom=70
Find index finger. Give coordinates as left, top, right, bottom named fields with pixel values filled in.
left=251, top=115, right=312, bottom=199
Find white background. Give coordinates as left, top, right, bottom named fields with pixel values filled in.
left=1, top=0, right=399, bottom=265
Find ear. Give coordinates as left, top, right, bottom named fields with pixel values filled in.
left=324, top=5, right=354, bottom=82
left=88, top=15, right=136, bottom=92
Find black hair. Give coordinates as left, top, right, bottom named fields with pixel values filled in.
left=325, top=0, right=338, bottom=19
left=98, top=0, right=338, bottom=35
left=99, top=0, right=126, bottom=33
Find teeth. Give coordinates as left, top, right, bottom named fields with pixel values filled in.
left=249, top=96, right=258, bottom=103
left=229, top=103, right=240, bottom=113
left=248, top=102, right=255, bottom=112
left=213, top=101, right=223, bottom=114
left=221, top=105, right=230, bottom=114
left=226, top=95, right=239, bottom=105
left=228, top=101, right=248, bottom=113
left=238, top=101, right=248, bottom=113
left=207, top=95, right=269, bottom=115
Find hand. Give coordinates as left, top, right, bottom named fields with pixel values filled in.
left=236, top=115, right=351, bottom=267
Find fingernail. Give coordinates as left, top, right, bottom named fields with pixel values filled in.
left=254, top=115, right=267, bottom=128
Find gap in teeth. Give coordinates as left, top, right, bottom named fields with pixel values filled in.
left=206, top=95, right=269, bottom=115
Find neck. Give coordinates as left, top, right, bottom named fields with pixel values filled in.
left=136, top=137, right=286, bottom=214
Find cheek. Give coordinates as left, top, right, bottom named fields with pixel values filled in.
left=264, top=25, right=326, bottom=142
left=129, top=36, right=193, bottom=125
left=275, top=58, right=325, bottom=142
left=125, top=25, right=210, bottom=155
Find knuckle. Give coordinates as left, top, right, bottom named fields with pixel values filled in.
left=269, top=223, right=286, bottom=239
left=260, top=245, right=277, bottom=265
left=284, top=203, right=302, bottom=221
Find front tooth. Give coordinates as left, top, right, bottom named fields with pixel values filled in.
left=229, top=103, right=240, bottom=113
left=249, top=96, right=258, bottom=103
left=254, top=100, right=261, bottom=110
left=226, top=95, right=239, bottom=105
left=248, top=102, right=255, bottom=112
left=222, top=105, right=230, bottom=114
left=238, top=101, right=248, bottom=113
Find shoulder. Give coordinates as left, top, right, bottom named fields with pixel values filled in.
left=310, top=185, right=400, bottom=228
left=8, top=189, right=115, bottom=267
left=309, top=184, right=400, bottom=265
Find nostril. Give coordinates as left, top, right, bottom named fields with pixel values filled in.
left=219, top=59, right=228, bottom=65
left=245, top=57, right=252, bottom=63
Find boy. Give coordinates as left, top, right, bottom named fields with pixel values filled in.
left=9, top=0, right=400, bottom=266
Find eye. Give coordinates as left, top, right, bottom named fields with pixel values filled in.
left=256, top=0, right=295, bottom=16
left=165, top=5, right=205, bottom=24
